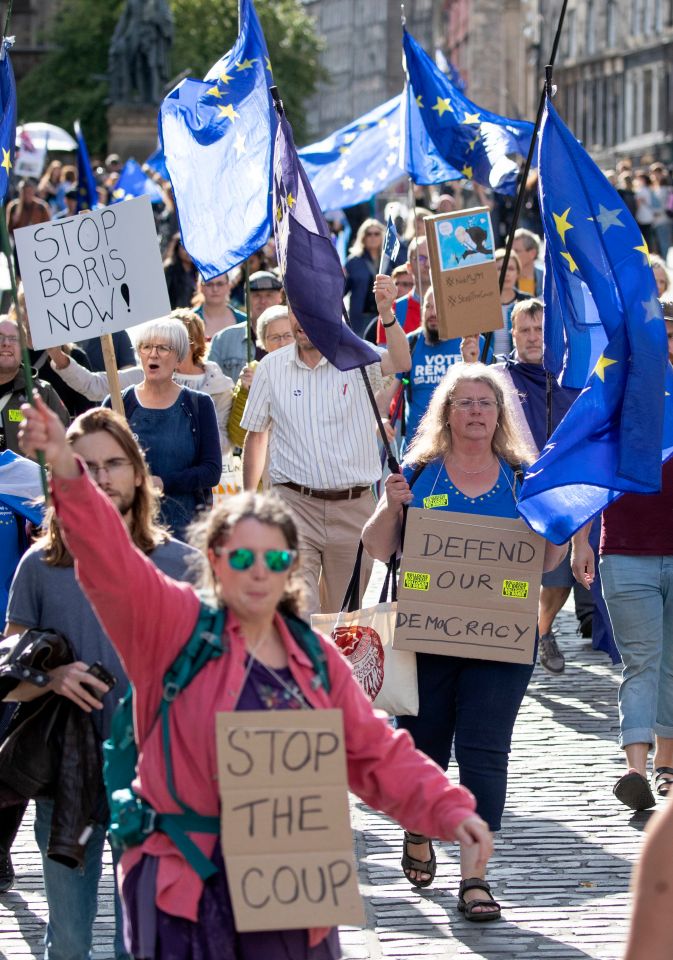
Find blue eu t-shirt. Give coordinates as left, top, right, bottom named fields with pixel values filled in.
left=403, top=459, right=520, bottom=519
left=401, top=336, right=463, bottom=442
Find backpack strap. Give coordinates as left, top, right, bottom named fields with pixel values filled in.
left=283, top=613, right=331, bottom=694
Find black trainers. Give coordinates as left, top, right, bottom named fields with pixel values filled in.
left=0, top=854, right=14, bottom=893
left=539, top=633, right=565, bottom=674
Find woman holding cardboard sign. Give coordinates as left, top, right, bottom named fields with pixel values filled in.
left=363, top=363, right=566, bottom=921
left=18, top=395, right=493, bottom=960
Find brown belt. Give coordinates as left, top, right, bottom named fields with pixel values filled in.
left=278, top=481, right=371, bottom=501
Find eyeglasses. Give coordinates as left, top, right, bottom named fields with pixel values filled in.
left=205, top=280, right=228, bottom=289
left=395, top=280, right=414, bottom=289
left=0, top=334, right=19, bottom=345
left=85, top=457, right=132, bottom=477
left=451, top=398, right=499, bottom=411
left=214, top=547, right=297, bottom=572
left=265, top=332, right=294, bottom=345
left=365, top=231, right=382, bottom=238
left=410, top=254, right=429, bottom=265
left=138, top=343, right=174, bottom=356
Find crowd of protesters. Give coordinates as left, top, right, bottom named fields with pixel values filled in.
left=0, top=151, right=671, bottom=960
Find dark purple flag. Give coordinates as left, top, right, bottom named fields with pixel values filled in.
left=273, top=110, right=380, bottom=371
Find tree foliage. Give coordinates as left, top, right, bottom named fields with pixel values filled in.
left=16, top=0, right=324, bottom=156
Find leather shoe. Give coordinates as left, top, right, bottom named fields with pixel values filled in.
left=0, top=853, right=14, bottom=893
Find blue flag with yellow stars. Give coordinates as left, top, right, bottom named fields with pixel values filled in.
left=517, top=96, right=673, bottom=544
left=111, top=158, right=163, bottom=205
left=403, top=27, right=533, bottom=195
left=401, top=81, right=462, bottom=187
left=74, top=121, right=98, bottom=212
left=274, top=107, right=380, bottom=372
left=0, top=37, right=15, bottom=203
left=144, top=145, right=169, bottom=181
left=160, top=0, right=274, bottom=280
left=299, top=93, right=459, bottom=211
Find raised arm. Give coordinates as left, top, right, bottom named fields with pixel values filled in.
left=375, top=275, right=412, bottom=376
left=18, top=396, right=200, bottom=683
left=48, top=348, right=143, bottom=402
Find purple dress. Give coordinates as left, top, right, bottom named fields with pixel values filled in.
left=122, top=658, right=341, bottom=960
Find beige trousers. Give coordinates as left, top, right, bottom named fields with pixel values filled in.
left=274, top=484, right=376, bottom=617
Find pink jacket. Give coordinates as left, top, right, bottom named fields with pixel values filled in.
left=52, top=465, right=476, bottom=943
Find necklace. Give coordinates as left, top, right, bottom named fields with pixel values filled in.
left=253, top=658, right=311, bottom=710
left=449, top=456, right=497, bottom=476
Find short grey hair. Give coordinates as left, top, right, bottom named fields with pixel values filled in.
left=256, top=305, right=290, bottom=349
left=513, top=228, right=541, bottom=254
left=131, top=317, right=190, bottom=363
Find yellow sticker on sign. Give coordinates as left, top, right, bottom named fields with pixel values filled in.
left=7, top=409, right=22, bottom=422
left=423, top=493, right=449, bottom=509
left=502, top=579, right=529, bottom=599
left=403, top=571, right=431, bottom=591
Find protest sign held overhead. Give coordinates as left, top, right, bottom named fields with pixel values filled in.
left=14, top=196, right=170, bottom=350
left=425, top=207, right=503, bottom=340
left=394, top=508, right=544, bottom=665
left=216, top=709, right=363, bottom=932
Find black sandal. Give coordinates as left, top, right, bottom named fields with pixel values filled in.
left=457, top=877, right=501, bottom=922
left=401, top=832, right=436, bottom=889
left=613, top=771, right=656, bottom=810
left=653, top=767, right=673, bottom=797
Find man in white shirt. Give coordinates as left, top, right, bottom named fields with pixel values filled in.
left=241, top=275, right=411, bottom=615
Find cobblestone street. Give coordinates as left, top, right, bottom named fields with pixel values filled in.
left=1, top=599, right=653, bottom=959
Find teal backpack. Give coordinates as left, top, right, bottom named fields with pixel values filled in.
left=102, top=599, right=330, bottom=880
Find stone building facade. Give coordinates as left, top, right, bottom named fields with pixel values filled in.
left=1, top=0, right=58, bottom=81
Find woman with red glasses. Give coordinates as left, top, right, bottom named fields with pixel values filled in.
left=19, top=396, right=492, bottom=960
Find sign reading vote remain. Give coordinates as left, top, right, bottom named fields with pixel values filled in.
left=216, top=709, right=363, bottom=933
left=15, top=196, right=170, bottom=349
left=394, top=508, right=545, bottom=664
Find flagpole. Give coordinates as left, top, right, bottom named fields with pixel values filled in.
left=244, top=261, right=253, bottom=364
left=479, top=0, right=569, bottom=363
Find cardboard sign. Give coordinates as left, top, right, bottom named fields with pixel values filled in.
left=216, top=709, right=363, bottom=932
left=424, top=207, right=503, bottom=340
left=393, top=508, right=545, bottom=664
left=15, top=196, right=170, bottom=349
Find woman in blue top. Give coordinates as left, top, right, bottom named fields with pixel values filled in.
left=363, top=363, right=566, bottom=921
left=103, top=319, right=221, bottom=540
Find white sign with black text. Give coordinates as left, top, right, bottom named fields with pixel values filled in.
left=14, top=195, right=170, bottom=349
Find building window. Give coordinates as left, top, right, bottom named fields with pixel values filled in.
left=655, top=0, right=664, bottom=30
left=607, top=0, right=618, bottom=46
left=587, top=0, right=596, bottom=54
left=631, top=0, right=642, bottom=35
left=563, top=8, right=576, bottom=58
left=643, top=69, right=653, bottom=133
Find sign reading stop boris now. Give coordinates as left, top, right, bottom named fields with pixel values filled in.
left=14, top=196, right=170, bottom=349
left=215, top=709, right=363, bottom=932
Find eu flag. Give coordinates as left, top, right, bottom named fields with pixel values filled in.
left=379, top=215, right=401, bottom=274
left=403, top=27, right=533, bottom=195
left=0, top=38, right=15, bottom=204
left=160, top=0, right=274, bottom=280
left=298, top=93, right=459, bottom=211
left=144, top=144, right=169, bottom=181
left=401, top=81, right=462, bottom=187
left=517, top=97, right=673, bottom=544
left=74, top=120, right=98, bottom=212
left=111, top=158, right=163, bottom=204
left=274, top=107, right=380, bottom=372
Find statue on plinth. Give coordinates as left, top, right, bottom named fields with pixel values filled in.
left=108, top=0, right=174, bottom=105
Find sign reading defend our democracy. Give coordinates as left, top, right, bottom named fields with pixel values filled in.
left=14, top=196, right=170, bottom=349
left=393, top=508, right=545, bottom=665
left=216, top=710, right=363, bottom=933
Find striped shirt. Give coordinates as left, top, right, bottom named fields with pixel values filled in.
left=240, top=343, right=384, bottom=488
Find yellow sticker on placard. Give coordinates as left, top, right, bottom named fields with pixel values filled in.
left=423, top=493, right=449, bottom=509
left=502, top=579, right=529, bottom=599
left=403, top=571, right=431, bottom=591
left=7, top=409, right=22, bottom=422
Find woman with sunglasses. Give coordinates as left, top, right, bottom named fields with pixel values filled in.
left=19, top=395, right=492, bottom=960
left=363, top=364, right=567, bottom=921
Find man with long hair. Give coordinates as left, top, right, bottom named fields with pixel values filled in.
left=1, top=408, right=198, bottom=959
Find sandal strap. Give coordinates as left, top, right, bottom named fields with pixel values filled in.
left=459, top=877, right=493, bottom=897
left=463, top=897, right=501, bottom=915
left=403, top=854, right=435, bottom=873
left=654, top=766, right=673, bottom=778
left=404, top=831, right=430, bottom=844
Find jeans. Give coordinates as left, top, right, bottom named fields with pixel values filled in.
left=34, top=799, right=129, bottom=960
left=396, top=652, right=534, bottom=831
left=600, top=554, right=673, bottom=748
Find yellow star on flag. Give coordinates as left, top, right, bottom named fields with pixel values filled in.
left=634, top=236, right=652, bottom=265
left=432, top=96, right=453, bottom=117
left=1, top=148, right=11, bottom=174
left=462, top=112, right=480, bottom=124
left=236, top=58, right=257, bottom=71
left=462, top=165, right=473, bottom=179
left=416, top=94, right=424, bottom=108
left=287, top=192, right=296, bottom=208
left=553, top=208, right=574, bottom=244
left=343, top=132, right=357, bottom=144
left=560, top=251, right=578, bottom=272
left=468, top=134, right=480, bottom=151
left=338, top=145, right=351, bottom=156
left=276, top=204, right=282, bottom=222
left=206, top=86, right=222, bottom=99
left=112, top=188, right=125, bottom=200
left=265, top=56, right=272, bottom=74
left=593, top=354, right=618, bottom=381
left=219, top=70, right=233, bottom=84
left=218, top=103, right=240, bottom=122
